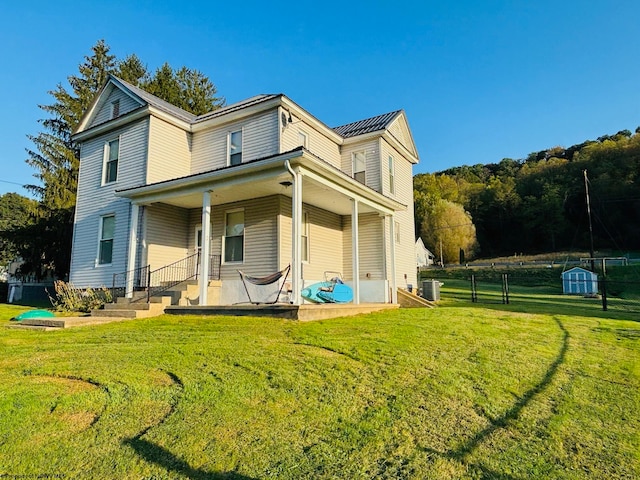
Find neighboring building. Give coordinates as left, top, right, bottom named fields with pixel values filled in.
left=561, top=267, right=598, bottom=295
left=416, top=238, right=435, bottom=267
left=69, top=75, right=419, bottom=305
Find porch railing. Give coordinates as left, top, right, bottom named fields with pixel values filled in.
left=111, top=253, right=221, bottom=303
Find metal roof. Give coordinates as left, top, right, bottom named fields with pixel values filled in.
left=194, top=94, right=281, bottom=123
left=112, top=76, right=197, bottom=123
left=332, top=110, right=402, bottom=138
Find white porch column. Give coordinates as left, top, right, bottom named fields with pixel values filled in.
left=351, top=199, right=360, bottom=304
left=125, top=203, right=140, bottom=298
left=290, top=169, right=302, bottom=304
left=388, top=215, right=398, bottom=304
left=199, top=191, right=212, bottom=306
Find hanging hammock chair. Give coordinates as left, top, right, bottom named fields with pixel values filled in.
left=237, top=265, right=291, bottom=304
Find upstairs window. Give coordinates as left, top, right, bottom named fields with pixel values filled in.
left=229, top=130, right=243, bottom=166
left=98, top=215, right=115, bottom=265
left=224, top=210, right=244, bottom=263
left=298, top=130, right=308, bottom=149
left=388, top=155, right=395, bottom=194
left=104, top=138, right=119, bottom=184
left=110, top=99, right=120, bottom=119
left=352, top=151, right=366, bottom=184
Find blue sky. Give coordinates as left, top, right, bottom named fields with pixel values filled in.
left=1, top=0, right=639, bottom=197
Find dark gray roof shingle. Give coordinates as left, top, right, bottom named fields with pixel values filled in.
left=333, top=110, right=402, bottom=138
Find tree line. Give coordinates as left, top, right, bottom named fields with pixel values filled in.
left=0, top=40, right=223, bottom=280
left=415, top=129, right=640, bottom=263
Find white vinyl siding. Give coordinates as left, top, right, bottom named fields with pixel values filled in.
left=280, top=110, right=341, bottom=167
left=69, top=119, right=149, bottom=287
left=298, top=130, right=308, bottom=149
left=187, top=196, right=279, bottom=279
left=191, top=110, right=279, bottom=174
left=277, top=197, right=344, bottom=281
left=147, top=116, right=191, bottom=183
left=88, top=86, right=143, bottom=128
left=343, top=213, right=384, bottom=281
left=387, top=114, right=418, bottom=158
left=340, top=139, right=380, bottom=192
left=388, top=155, right=395, bottom=195
left=380, top=137, right=417, bottom=289
left=144, top=203, right=190, bottom=272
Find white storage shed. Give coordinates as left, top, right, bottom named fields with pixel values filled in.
left=561, top=267, right=598, bottom=295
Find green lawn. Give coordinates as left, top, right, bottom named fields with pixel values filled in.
left=0, top=299, right=638, bottom=479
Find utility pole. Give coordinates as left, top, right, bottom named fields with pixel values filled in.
left=584, top=170, right=595, bottom=271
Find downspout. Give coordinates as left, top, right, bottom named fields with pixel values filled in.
left=285, top=160, right=300, bottom=304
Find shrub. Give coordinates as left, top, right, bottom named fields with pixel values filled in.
left=48, top=280, right=112, bottom=313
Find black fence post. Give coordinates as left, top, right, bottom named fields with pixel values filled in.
left=601, top=277, right=608, bottom=311
left=502, top=273, right=510, bottom=304
left=112, top=273, right=116, bottom=304
left=471, top=275, right=477, bottom=303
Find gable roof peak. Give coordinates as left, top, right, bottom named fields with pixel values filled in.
left=332, top=110, right=403, bottom=138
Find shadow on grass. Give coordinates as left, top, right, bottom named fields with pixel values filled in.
left=124, top=437, right=257, bottom=479
left=420, top=316, right=570, bottom=476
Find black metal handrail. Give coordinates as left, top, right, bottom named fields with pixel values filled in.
left=112, top=253, right=221, bottom=303
left=112, top=264, right=150, bottom=302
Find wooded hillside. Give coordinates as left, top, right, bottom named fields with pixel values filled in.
left=414, top=129, right=640, bottom=261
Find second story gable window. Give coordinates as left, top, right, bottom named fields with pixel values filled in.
left=388, top=155, right=395, bottom=194
left=103, top=138, right=119, bottom=184
left=229, top=130, right=243, bottom=166
left=298, top=130, right=308, bottom=149
left=111, top=99, right=120, bottom=119
left=352, top=151, right=366, bottom=184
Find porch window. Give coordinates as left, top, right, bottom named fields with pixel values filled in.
left=352, top=151, right=366, bottom=184
left=229, top=130, right=242, bottom=166
left=103, top=138, right=119, bottom=184
left=301, top=211, right=309, bottom=262
left=224, top=210, right=244, bottom=263
left=388, top=155, right=395, bottom=194
left=395, top=221, right=401, bottom=244
left=98, top=215, right=115, bottom=265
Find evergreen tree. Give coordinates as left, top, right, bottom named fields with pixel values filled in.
left=21, top=40, right=225, bottom=279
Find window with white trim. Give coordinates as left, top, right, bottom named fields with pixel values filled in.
left=98, top=215, right=115, bottom=265
left=352, top=150, right=366, bottom=184
left=301, top=211, right=309, bottom=262
left=394, top=221, right=401, bottom=244
left=298, top=130, right=308, bottom=149
left=103, top=139, right=119, bottom=184
left=388, top=155, right=395, bottom=194
left=111, top=99, right=120, bottom=119
left=223, top=210, right=244, bottom=263
left=229, top=130, right=243, bottom=166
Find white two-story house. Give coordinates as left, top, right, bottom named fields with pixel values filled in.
left=70, top=75, right=419, bottom=306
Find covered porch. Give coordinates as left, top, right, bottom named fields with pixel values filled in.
left=115, top=148, right=406, bottom=306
